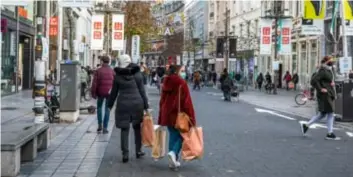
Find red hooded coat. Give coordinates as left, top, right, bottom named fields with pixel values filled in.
left=158, top=74, right=196, bottom=127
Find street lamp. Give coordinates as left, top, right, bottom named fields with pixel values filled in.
left=262, top=2, right=292, bottom=95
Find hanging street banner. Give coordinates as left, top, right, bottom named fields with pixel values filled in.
left=131, top=35, right=140, bottom=63
left=112, top=14, right=125, bottom=51
left=278, top=19, right=292, bottom=55
left=259, top=19, right=273, bottom=55
left=90, top=14, right=104, bottom=50
left=301, top=0, right=326, bottom=35
left=49, top=17, right=58, bottom=36
left=343, top=0, right=353, bottom=36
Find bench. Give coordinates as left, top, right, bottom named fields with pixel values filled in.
left=1, top=121, right=50, bottom=177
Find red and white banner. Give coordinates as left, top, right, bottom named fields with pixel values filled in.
left=91, top=15, right=104, bottom=50
left=90, top=14, right=104, bottom=50
left=112, top=14, right=125, bottom=51
left=278, top=19, right=292, bottom=55
left=259, top=19, right=273, bottom=55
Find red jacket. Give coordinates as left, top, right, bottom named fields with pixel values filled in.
left=158, top=74, right=196, bottom=127
left=91, top=64, right=114, bottom=98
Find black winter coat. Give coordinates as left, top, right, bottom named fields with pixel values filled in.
left=108, top=63, right=149, bottom=129
left=311, top=66, right=336, bottom=113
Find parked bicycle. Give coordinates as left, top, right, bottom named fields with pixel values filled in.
left=294, top=84, right=315, bottom=105
left=45, top=83, right=60, bottom=123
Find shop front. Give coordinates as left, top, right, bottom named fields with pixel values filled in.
left=1, top=5, right=35, bottom=96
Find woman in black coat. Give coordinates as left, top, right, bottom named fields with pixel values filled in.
left=108, top=54, right=149, bottom=163
left=300, top=56, right=339, bottom=140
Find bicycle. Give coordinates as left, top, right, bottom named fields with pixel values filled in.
left=45, top=83, right=60, bottom=123
left=294, top=85, right=315, bottom=106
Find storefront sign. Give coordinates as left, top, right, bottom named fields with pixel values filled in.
left=278, top=19, right=292, bottom=55
left=18, top=7, right=28, bottom=19
left=90, top=14, right=104, bottom=50
left=10, top=32, right=16, bottom=56
left=259, top=19, right=273, bottom=55
left=301, top=0, right=326, bottom=35
left=343, top=0, right=353, bottom=36
left=131, top=35, right=140, bottom=63
left=1, top=19, right=7, bottom=33
left=112, top=14, right=125, bottom=51
left=49, top=17, right=58, bottom=36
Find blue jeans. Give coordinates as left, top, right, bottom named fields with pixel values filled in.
left=97, top=97, right=110, bottom=129
left=168, top=127, right=183, bottom=160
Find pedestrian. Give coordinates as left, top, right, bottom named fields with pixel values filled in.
left=193, top=71, right=201, bottom=90
left=140, top=62, right=148, bottom=96
left=256, top=72, right=264, bottom=91
left=219, top=68, right=233, bottom=101
left=80, top=66, right=88, bottom=102
left=107, top=54, right=148, bottom=163
left=292, top=72, right=299, bottom=90
left=158, top=65, right=196, bottom=169
left=91, top=56, right=115, bottom=134
left=300, top=56, right=340, bottom=140
left=212, top=71, right=217, bottom=86
left=283, top=71, right=292, bottom=91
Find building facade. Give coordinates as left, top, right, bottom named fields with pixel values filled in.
left=229, top=0, right=261, bottom=84
left=1, top=2, right=36, bottom=96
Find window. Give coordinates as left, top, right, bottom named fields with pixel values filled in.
left=210, top=12, right=214, bottom=18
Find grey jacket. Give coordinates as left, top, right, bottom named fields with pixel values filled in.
left=107, top=63, right=149, bottom=129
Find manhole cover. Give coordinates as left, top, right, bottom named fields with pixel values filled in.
left=1, top=107, right=18, bottom=110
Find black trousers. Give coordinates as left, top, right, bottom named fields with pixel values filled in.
left=121, top=123, right=142, bottom=155
left=80, top=82, right=87, bottom=98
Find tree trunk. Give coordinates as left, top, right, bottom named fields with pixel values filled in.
left=126, top=37, right=132, bottom=56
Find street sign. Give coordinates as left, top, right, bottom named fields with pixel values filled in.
left=339, top=57, right=352, bottom=74
left=131, top=35, right=140, bottom=63
left=41, top=37, right=49, bottom=61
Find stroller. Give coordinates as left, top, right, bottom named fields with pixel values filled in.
left=230, top=84, right=240, bottom=102
left=264, top=81, right=274, bottom=94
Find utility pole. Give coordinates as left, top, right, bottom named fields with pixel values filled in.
left=33, top=1, right=47, bottom=123
left=224, top=6, right=230, bottom=70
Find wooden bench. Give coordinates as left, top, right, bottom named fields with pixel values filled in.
left=1, top=121, right=50, bottom=177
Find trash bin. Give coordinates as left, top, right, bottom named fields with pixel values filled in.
left=334, top=79, right=353, bottom=122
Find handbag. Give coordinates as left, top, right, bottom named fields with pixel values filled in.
left=175, top=86, right=191, bottom=132
left=180, top=119, right=204, bottom=161
left=141, top=113, right=154, bottom=147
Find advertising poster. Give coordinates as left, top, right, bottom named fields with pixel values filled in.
left=90, top=14, right=104, bottom=50
left=278, top=19, right=292, bottom=55
left=259, top=19, right=273, bottom=55
left=112, top=14, right=125, bottom=51
left=343, top=0, right=353, bottom=35
left=301, top=0, right=326, bottom=35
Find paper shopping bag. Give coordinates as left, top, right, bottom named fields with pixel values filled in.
left=181, top=126, right=204, bottom=161
left=152, top=125, right=166, bottom=159
left=141, top=113, right=154, bottom=147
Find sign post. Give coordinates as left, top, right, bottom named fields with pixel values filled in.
left=131, top=35, right=140, bottom=63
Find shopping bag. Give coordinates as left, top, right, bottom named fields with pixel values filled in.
left=289, top=81, right=295, bottom=89
left=141, top=113, right=154, bottom=147
left=181, top=126, right=204, bottom=161
left=175, top=86, right=191, bottom=132
left=152, top=125, right=166, bottom=159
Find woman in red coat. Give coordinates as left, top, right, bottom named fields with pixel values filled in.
left=158, top=65, right=196, bottom=169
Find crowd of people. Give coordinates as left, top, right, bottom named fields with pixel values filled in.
left=89, top=54, right=196, bottom=168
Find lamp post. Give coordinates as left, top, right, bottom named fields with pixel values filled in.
left=262, top=1, right=291, bottom=94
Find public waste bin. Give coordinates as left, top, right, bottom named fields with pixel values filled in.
left=334, top=79, right=353, bottom=122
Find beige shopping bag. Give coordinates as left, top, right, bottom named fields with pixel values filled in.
left=151, top=125, right=166, bottom=159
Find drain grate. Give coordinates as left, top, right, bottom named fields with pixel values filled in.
left=1, top=107, right=18, bottom=110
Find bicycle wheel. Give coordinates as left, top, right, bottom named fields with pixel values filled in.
left=295, top=93, right=307, bottom=105
left=84, top=89, right=92, bottom=101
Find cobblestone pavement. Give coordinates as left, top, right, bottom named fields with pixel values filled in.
left=96, top=86, right=353, bottom=177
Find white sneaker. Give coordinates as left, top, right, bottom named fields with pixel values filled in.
left=167, top=151, right=177, bottom=168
